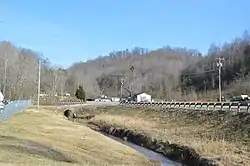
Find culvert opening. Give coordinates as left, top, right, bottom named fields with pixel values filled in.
left=64, top=109, right=76, bottom=121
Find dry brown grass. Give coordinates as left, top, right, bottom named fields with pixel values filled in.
left=0, top=107, right=154, bottom=166
left=85, top=106, right=250, bottom=166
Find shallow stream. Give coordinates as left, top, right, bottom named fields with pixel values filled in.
left=104, top=134, right=180, bottom=166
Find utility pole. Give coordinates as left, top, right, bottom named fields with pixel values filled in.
left=216, top=57, right=224, bottom=102
left=120, top=77, right=127, bottom=100
left=109, top=75, right=127, bottom=100
left=37, top=60, right=41, bottom=111
left=130, top=66, right=135, bottom=94
left=3, top=58, right=8, bottom=96
left=120, top=78, right=123, bottom=99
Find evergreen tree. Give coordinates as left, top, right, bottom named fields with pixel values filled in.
left=75, top=86, right=85, bottom=101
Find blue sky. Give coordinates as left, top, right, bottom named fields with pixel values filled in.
left=0, top=0, right=248, bottom=68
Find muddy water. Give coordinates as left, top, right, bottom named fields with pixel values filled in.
left=104, top=134, right=180, bottom=166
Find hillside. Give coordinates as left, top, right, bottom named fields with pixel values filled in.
left=0, top=41, right=201, bottom=99
left=180, top=31, right=250, bottom=100
left=1, top=31, right=250, bottom=100
left=67, top=47, right=201, bottom=98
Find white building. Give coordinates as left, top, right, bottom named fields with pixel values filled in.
left=0, top=91, right=4, bottom=102
left=111, top=97, right=120, bottom=102
left=95, top=95, right=112, bottom=102
left=133, top=92, right=152, bottom=102
left=39, top=92, right=49, bottom=97
left=64, top=93, right=71, bottom=96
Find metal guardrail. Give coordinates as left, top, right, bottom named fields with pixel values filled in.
left=51, top=100, right=85, bottom=105
left=0, top=100, right=32, bottom=122
left=120, top=101, right=250, bottom=112
left=34, top=100, right=86, bottom=105
left=37, top=100, right=119, bottom=106
left=53, top=101, right=118, bottom=105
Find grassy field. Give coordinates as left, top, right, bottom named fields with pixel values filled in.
left=0, top=107, right=154, bottom=166
left=77, top=106, right=250, bottom=166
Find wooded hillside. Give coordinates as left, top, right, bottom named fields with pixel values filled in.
left=180, top=32, right=250, bottom=99
left=0, top=41, right=68, bottom=100
left=67, top=47, right=201, bottom=99
left=1, top=31, right=249, bottom=100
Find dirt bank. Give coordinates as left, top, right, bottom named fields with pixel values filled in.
left=75, top=106, right=250, bottom=166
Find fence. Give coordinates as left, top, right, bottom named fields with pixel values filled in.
left=0, top=100, right=32, bottom=122
left=120, top=101, right=250, bottom=112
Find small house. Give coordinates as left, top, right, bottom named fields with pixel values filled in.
left=64, top=93, right=71, bottom=96
left=132, top=92, right=152, bottom=102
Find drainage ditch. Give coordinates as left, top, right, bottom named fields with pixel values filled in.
left=103, top=133, right=180, bottom=166
left=87, top=122, right=217, bottom=166
left=64, top=110, right=217, bottom=166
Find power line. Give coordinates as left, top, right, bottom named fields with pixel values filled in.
left=181, top=69, right=217, bottom=77
left=181, top=57, right=232, bottom=77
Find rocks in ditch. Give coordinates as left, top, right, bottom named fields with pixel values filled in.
left=85, top=114, right=95, bottom=120
left=122, top=137, right=128, bottom=141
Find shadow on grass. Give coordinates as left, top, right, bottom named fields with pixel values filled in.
left=0, top=135, right=76, bottom=163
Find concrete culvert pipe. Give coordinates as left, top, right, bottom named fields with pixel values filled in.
left=64, top=109, right=76, bottom=119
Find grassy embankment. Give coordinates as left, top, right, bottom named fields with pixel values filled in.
left=0, top=107, right=154, bottom=166
left=76, top=106, right=250, bottom=166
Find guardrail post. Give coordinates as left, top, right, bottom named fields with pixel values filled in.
left=195, top=103, right=198, bottom=110
left=213, top=103, right=216, bottom=110
left=166, top=103, right=170, bottom=109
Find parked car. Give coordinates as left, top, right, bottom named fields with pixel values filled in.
left=230, top=95, right=250, bottom=102
left=3, top=100, right=9, bottom=105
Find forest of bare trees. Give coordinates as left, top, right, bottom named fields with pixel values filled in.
left=67, top=47, right=201, bottom=99
left=1, top=31, right=250, bottom=101
left=0, top=41, right=68, bottom=100
left=180, top=31, right=250, bottom=99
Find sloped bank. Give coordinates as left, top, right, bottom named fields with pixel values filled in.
left=86, top=121, right=218, bottom=166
